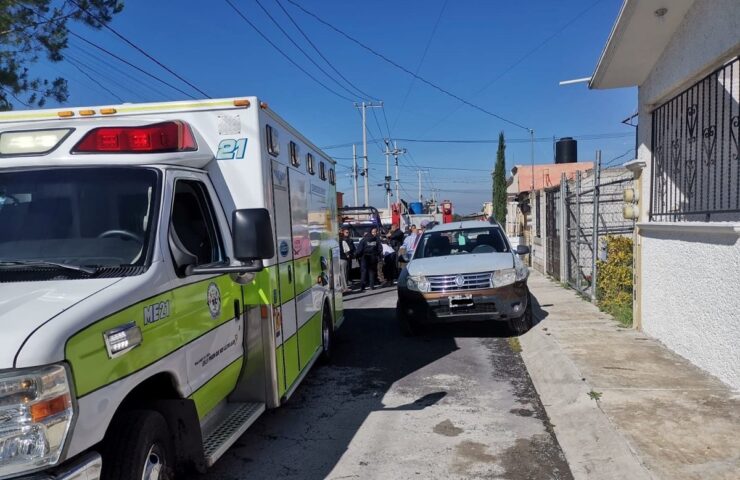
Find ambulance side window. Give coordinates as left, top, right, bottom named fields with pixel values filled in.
left=170, top=180, right=224, bottom=273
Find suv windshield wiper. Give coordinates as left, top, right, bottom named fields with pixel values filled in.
left=0, top=260, right=97, bottom=275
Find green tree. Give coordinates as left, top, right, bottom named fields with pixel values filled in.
left=491, top=131, right=507, bottom=224
left=0, top=0, right=124, bottom=111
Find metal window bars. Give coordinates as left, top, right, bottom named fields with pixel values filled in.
left=650, top=57, right=740, bottom=222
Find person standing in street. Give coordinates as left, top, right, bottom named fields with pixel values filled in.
left=357, top=227, right=382, bottom=291
left=401, top=224, right=418, bottom=261
left=387, top=223, right=404, bottom=251
left=381, top=237, right=397, bottom=286
left=339, top=228, right=355, bottom=293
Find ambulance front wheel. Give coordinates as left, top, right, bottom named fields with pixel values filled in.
left=102, top=409, right=174, bottom=480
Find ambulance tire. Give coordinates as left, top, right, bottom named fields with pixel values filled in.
left=102, top=409, right=174, bottom=480
left=320, top=305, right=333, bottom=363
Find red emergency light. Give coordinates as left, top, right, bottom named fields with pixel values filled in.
left=72, top=121, right=197, bottom=153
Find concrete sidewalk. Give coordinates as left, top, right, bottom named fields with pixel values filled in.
left=521, top=272, right=740, bottom=480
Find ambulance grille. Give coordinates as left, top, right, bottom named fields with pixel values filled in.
left=203, top=402, right=265, bottom=466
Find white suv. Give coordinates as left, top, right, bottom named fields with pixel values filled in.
left=396, top=220, right=531, bottom=335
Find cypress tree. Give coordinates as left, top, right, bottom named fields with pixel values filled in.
left=492, top=131, right=507, bottom=224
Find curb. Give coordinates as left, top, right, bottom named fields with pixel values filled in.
left=520, top=323, right=654, bottom=480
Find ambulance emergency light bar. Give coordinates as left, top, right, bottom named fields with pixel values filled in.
left=0, top=121, right=197, bottom=156
left=73, top=121, right=197, bottom=153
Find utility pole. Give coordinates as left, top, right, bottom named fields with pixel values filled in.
left=530, top=128, right=535, bottom=192
left=382, top=140, right=407, bottom=211
left=352, top=144, right=359, bottom=206
left=384, top=140, right=391, bottom=211
left=417, top=169, right=429, bottom=201
left=392, top=141, right=406, bottom=206
left=354, top=101, right=383, bottom=207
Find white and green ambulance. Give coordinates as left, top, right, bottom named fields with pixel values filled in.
left=0, top=97, right=344, bottom=480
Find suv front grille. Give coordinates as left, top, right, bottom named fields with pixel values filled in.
left=428, top=272, right=492, bottom=292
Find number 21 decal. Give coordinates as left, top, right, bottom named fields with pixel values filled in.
left=216, top=138, right=248, bottom=160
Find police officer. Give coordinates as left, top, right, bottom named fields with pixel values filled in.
left=357, top=227, right=382, bottom=291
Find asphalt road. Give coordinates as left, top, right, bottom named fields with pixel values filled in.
left=204, top=287, right=572, bottom=480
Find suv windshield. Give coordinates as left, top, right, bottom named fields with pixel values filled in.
left=0, top=167, right=159, bottom=276
left=414, top=226, right=510, bottom=259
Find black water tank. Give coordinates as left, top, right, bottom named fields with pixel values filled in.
left=555, top=137, right=577, bottom=163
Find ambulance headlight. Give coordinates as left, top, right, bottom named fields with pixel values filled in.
left=0, top=129, right=73, bottom=155
left=0, top=365, right=74, bottom=478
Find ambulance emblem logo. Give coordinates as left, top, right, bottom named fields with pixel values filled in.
left=279, top=240, right=289, bottom=257
left=207, top=283, right=221, bottom=319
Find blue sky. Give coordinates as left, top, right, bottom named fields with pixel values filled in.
left=26, top=0, right=636, bottom=213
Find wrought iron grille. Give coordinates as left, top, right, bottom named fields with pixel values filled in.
left=650, top=57, right=739, bottom=221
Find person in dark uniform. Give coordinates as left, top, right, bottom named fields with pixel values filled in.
left=357, top=227, right=382, bottom=291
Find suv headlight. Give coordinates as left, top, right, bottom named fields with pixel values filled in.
left=492, top=268, right=516, bottom=287
left=513, top=254, right=529, bottom=282
left=0, top=365, right=74, bottom=478
left=407, top=275, right=430, bottom=293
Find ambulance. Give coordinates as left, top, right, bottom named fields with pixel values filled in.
left=0, top=97, right=344, bottom=479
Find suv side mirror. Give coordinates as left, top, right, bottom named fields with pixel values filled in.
left=233, top=208, right=275, bottom=261
left=515, top=245, right=530, bottom=256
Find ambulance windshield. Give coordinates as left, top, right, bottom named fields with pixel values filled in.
left=0, top=167, right=159, bottom=277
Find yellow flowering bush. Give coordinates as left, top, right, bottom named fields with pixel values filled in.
left=596, top=236, right=633, bottom=326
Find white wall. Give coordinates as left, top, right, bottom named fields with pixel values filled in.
left=634, top=0, right=740, bottom=389
left=641, top=227, right=740, bottom=389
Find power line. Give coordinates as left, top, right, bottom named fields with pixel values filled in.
left=68, top=0, right=210, bottom=98
left=370, top=107, right=387, bottom=141
left=69, top=41, right=173, bottom=100
left=420, top=0, right=605, bottom=135
left=285, top=0, right=530, bottom=131
left=321, top=132, right=634, bottom=150
left=391, top=0, right=448, bottom=132
left=21, top=5, right=198, bottom=99
left=603, top=148, right=635, bottom=168
left=224, top=0, right=356, bottom=103
left=65, top=56, right=124, bottom=102
left=273, top=0, right=377, bottom=101
left=67, top=31, right=198, bottom=99
left=254, top=0, right=364, bottom=101
left=0, top=86, right=32, bottom=107
left=66, top=52, right=145, bottom=101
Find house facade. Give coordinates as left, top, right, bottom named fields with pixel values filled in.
left=590, top=0, right=740, bottom=389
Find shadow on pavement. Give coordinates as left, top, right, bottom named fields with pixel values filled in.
left=203, top=305, right=460, bottom=479
left=204, top=289, right=553, bottom=479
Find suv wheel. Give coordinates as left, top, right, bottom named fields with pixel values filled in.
left=397, top=301, right=419, bottom=337
left=509, top=294, right=534, bottom=335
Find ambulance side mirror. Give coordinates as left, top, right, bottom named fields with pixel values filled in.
left=233, top=208, right=275, bottom=262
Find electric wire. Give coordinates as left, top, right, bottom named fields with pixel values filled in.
left=273, top=0, right=377, bottom=101
left=420, top=0, right=605, bottom=135
left=65, top=56, right=124, bottom=102
left=321, top=132, right=633, bottom=150
left=20, top=5, right=198, bottom=99
left=391, top=0, right=448, bottom=132
left=68, top=0, right=210, bottom=98
left=65, top=52, right=143, bottom=101
left=254, top=0, right=364, bottom=101
left=67, top=32, right=198, bottom=99
left=284, top=0, right=530, bottom=131
left=69, top=41, right=174, bottom=100
left=224, top=0, right=356, bottom=103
